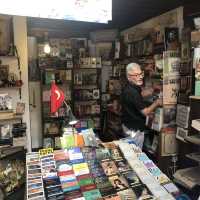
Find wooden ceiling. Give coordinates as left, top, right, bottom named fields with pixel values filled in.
left=27, top=0, right=198, bottom=38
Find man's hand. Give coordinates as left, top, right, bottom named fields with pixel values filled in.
left=155, top=98, right=163, bottom=107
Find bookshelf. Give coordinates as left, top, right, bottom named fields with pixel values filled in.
left=73, top=65, right=102, bottom=135
left=0, top=54, right=26, bottom=147
left=119, top=27, right=182, bottom=172
left=106, top=62, right=126, bottom=140
left=39, top=58, right=73, bottom=149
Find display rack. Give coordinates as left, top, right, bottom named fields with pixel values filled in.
left=106, top=61, right=126, bottom=140
left=40, top=64, right=73, bottom=149
left=120, top=27, right=181, bottom=173
left=26, top=133, right=181, bottom=200
left=73, top=61, right=102, bottom=135
left=0, top=54, right=26, bottom=147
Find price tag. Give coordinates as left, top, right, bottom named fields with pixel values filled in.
left=39, top=148, right=53, bottom=156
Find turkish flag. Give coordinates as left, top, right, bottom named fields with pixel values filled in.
left=51, top=81, right=65, bottom=113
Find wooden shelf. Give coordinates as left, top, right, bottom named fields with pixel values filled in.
left=77, top=113, right=100, bottom=118
left=0, top=113, right=22, bottom=121
left=186, top=152, right=200, bottom=163
left=0, top=86, right=21, bottom=89
left=73, top=85, right=98, bottom=90
left=0, top=56, right=17, bottom=60
left=189, top=96, right=200, bottom=100
left=75, top=99, right=99, bottom=102
left=43, top=116, right=66, bottom=121
left=0, top=146, right=24, bottom=159
left=73, top=67, right=100, bottom=70
left=44, top=134, right=61, bottom=138
left=40, top=67, right=72, bottom=70
left=173, top=166, right=200, bottom=189
left=185, top=134, right=200, bottom=145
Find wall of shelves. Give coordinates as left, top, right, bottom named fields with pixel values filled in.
left=73, top=66, right=102, bottom=134
left=40, top=66, right=73, bottom=149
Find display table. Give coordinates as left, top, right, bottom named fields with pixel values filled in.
left=26, top=130, right=181, bottom=200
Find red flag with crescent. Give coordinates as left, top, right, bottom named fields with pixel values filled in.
left=51, top=81, right=65, bottom=113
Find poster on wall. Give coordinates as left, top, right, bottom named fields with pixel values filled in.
left=164, top=27, right=179, bottom=51
left=163, top=75, right=179, bottom=105
left=163, top=54, right=180, bottom=77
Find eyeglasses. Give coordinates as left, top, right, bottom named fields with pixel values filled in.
left=128, top=71, right=144, bottom=78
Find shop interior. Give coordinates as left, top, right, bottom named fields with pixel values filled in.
left=0, top=0, right=200, bottom=199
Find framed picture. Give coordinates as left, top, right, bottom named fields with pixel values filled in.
left=16, top=102, right=25, bottom=114
left=0, top=16, right=13, bottom=56
left=28, top=60, right=40, bottom=81
left=0, top=65, right=9, bottom=83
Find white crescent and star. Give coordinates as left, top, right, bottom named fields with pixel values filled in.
left=55, top=90, right=61, bottom=100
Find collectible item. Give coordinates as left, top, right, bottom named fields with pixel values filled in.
left=115, top=159, right=131, bottom=173
left=117, top=189, right=137, bottom=200
left=109, top=175, right=128, bottom=191
left=101, top=160, right=118, bottom=176
left=16, top=102, right=25, bottom=114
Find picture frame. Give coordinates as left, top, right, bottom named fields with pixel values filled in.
left=0, top=15, right=13, bottom=56
left=0, top=65, right=9, bottom=85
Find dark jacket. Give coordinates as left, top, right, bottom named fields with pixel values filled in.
left=121, top=82, right=146, bottom=131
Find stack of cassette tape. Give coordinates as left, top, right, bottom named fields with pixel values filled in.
left=41, top=152, right=65, bottom=200
left=26, top=152, right=45, bottom=200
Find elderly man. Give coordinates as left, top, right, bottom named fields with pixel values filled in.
left=121, top=62, right=162, bottom=148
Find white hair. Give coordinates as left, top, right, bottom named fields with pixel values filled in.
left=126, top=63, right=141, bottom=77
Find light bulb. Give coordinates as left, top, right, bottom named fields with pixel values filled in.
left=44, top=43, right=51, bottom=54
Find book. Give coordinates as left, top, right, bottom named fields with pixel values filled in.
left=0, top=124, right=11, bottom=139
left=117, top=189, right=137, bottom=200
left=45, top=71, right=55, bottom=84
left=75, top=134, right=85, bottom=147
left=95, top=148, right=111, bottom=161
left=55, top=137, right=61, bottom=149
left=122, top=170, right=142, bottom=187
left=16, top=102, right=25, bottom=114
left=176, top=104, right=190, bottom=129
left=60, top=135, right=75, bottom=149
left=163, top=106, right=176, bottom=129
left=173, top=166, right=200, bottom=189
left=132, top=184, right=154, bottom=200
left=101, top=160, right=118, bottom=176
left=83, top=133, right=98, bottom=147
left=44, top=122, right=59, bottom=135
left=108, top=175, right=128, bottom=191
left=176, top=127, right=188, bottom=141
left=68, top=147, right=84, bottom=164
left=82, top=147, right=96, bottom=161
left=115, top=159, right=131, bottom=173
left=0, top=93, right=12, bottom=110
left=195, top=80, right=200, bottom=96
left=94, top=176, right=116, bottom=197
left=73, top=163, right=90, bottom=176
left=163, top=75, right=179, bottom=104
left=43, top=138, right=54, bottom=148
left=151, top=108, right=163, bottom=131
left=164, top=28, right=179, bottom=51
left=109, top=148, right=123, bottom=160
left=83, top=189, right=102, bottom=199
